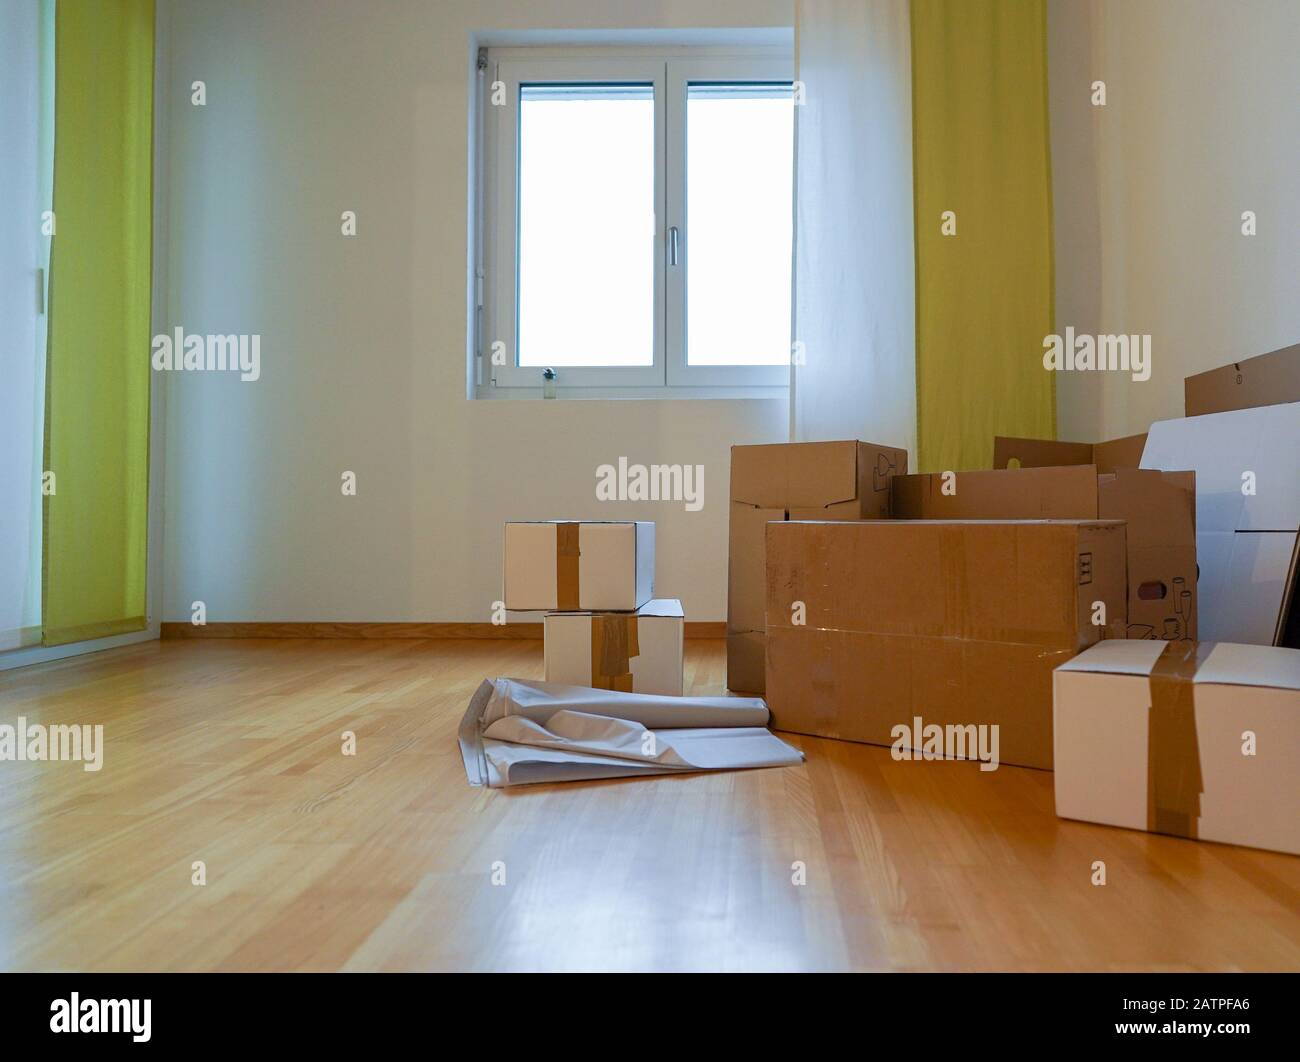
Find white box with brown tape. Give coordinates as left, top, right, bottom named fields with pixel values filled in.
left=544, top=599, right=684, bottom=696
left=503, top=521, right=654, bottom=612
left=1054, top=639, right=1300, bottom=854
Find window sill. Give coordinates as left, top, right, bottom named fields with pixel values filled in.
left=474, top=383, right=789, bottom=402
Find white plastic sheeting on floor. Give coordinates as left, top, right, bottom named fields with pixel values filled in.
left=458, top=678, right=804, bottom=788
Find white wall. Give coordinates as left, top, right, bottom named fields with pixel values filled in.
left=159, top=0, right=792, bottom=624
left=1050, top=0, right=1300, bottom=442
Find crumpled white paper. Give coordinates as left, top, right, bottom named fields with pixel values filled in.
left=458, top=678, right=804, bottom=788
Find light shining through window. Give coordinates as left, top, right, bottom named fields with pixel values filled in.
left=686, top=83, right=793, bottom=366
left=517, top=84, right=655, bottom=367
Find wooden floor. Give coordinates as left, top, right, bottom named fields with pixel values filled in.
left=1, top=638, right=1296, bottom=972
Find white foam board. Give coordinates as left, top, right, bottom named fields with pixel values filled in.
left=1141, top=402, right=1300, bottom=643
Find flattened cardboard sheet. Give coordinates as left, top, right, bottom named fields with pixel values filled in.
left=1184, top=342, right=1300, bottom=417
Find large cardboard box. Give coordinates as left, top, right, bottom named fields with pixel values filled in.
left=765, top=519, right=1128, bottom=769
left=893, top=465, right=1198, bottom=640
left=1141, top=402, right=1300, bottom=647
left=1054, top=639, right=1300, bottom=854
left=545, top=599, right=684, bottom=695
left=993, top=433, right=1148, bottom=474
left=504, top=521, right=654, bottom=612
left=727, top=440, right=906, bottom=692
left=1184, top=342, right=1300, bottom=417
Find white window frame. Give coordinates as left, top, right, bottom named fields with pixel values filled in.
left=665, top=57, right=793, bottom=388
left=478, top=45, right=793, bottom=398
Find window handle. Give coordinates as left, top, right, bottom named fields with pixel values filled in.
left=668, top=226, right=679, bottom=266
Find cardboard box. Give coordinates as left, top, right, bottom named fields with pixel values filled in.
left=503, top=521, right=654, bottom=612
left=1184, top=342, right=1300, bottom=417
left=1054, top=639, right=1300, bottom=854
left=992, top=433, right=1149, bottom=475
left=765, top=519, right=1128, bottom=769
left=1141, top=402, right=1300, bottom=647
left=728, top=440, right=907, bottom=692
left=893, top=465, right=1198, bottom=640
left=544, top=599, right=684, bottom=695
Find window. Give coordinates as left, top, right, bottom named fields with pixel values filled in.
left=518, top=82, right=656, bottom=372
left=480, top=48, right=794, bottom=395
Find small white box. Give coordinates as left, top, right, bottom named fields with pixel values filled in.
left=1054, top=639, right=1300, bottom=854
left=545, top=599, right=684, bottom=696
left=504, top=521, right=654, bottom=612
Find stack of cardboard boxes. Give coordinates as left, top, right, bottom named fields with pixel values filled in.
left=734, top=342, right=1300, bottom=853
left=503, top=520, right=685, bottom=695
left=727, top=440, right=906, bottom=692
left=765, top=517, right=1127, bottom=770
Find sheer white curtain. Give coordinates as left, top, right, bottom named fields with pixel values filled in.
left=791, top=0, right=917, bottom=454
left=0, top=0, right=52, bottom=650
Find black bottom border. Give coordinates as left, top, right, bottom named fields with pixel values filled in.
left=2, top=971, right=1290, bottom=1048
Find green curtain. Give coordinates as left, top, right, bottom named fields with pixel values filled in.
left=911, top=0, right=1055, bottom=472
left=43, top=0, right=154, bottom=646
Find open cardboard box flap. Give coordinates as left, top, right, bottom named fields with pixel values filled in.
left=893, top=464, right=1102, bottom=519
left=993, top=433, right=1148, bottom=474
left=893, top=463, right=1195, bottom=545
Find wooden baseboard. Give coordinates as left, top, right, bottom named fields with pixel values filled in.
left=160, top=621, right=727, bottom=641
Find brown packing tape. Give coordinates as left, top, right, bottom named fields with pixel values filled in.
left=556, top=522, right=580, bottom=611
left=1146, top=641, right=1211, bottom=838
left=808, top=631, right=837, bottom=736
left=590, top=614, right=640, bottom=692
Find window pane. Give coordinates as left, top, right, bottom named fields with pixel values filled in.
left=517, top=84, right=654, bottom=367
left=686, top=83, right=793, bottom=366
